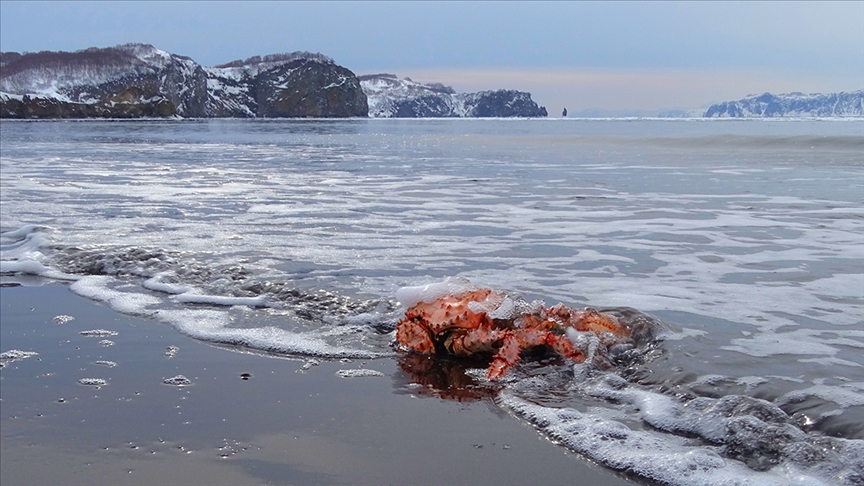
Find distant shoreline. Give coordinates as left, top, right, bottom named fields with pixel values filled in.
left=2, top=116, right=863, bottom=122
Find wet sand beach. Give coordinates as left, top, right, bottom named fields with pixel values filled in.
left=1, top=283, right=642, bottom=486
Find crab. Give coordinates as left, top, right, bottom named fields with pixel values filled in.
left=396, top=287, right=630, bottom=380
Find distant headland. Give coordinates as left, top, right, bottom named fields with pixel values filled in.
left=1, top=44, right=861, bottom=119
left=0, top=44, right=546, bottom=119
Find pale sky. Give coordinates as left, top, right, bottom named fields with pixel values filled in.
left=1, top=1, right=862, bottom=114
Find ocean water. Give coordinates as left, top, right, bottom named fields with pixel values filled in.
left=1, top=118, right=863, bottom=485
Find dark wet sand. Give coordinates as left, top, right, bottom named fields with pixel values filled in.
left=1, top=283, right=644, bottom=486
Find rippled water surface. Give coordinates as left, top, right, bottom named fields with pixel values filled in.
left=2, top=118, right=863, bottom=485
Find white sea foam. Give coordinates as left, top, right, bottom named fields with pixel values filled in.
left=78, top=378, right=107, bottom=386
left=80, top=329, right=118, bottom=337
left=50, top=269, right=389, bottom=360
left=500, top=378, right=861, bottom=486
left=70, top=276, right=160, bottom=316
left=142, top=275, right=193, bottom=294
left=395, top=277, right=478, bottom=308
left=174, top=292, right=267, bottom=307
left=156, top=308, right=385, bottom=359
left=52, top=314, right=75, bottom=324
left=335, top=369, right=385, bottom=378
left=3, top=119, right=863, bottom=485
left=164, top=345, right=179, bottom=358
left=0, top=349, right=38, bottom=360
left=1, top=224, right=44, bottom=239
left=146, top=274, right=266, bottom=307
left=0, top=225, right=79, bottom=280
left=163, top=375, right=191, bottom=386
left=500, top=392, right=817, bottom=486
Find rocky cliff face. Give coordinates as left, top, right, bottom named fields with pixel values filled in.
left=0, top=44, right=206, bottom=118
left=705, top=91, right=864, bottom=117
left=255, top=59, right=367, bottom=118
left=0, top=45, right=367, bottom=118
left=462, top=90, right=548, bottom=117
left=360, top=74, right=547, bottom=118
left=204, top=53, right=367, bottom=118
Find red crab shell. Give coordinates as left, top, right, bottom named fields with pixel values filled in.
left=396, top=288, right=630, bottom=380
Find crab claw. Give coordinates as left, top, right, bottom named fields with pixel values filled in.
left=396, top=318, right=435, bottom=354
left=548, top=304, right=629, bottom=339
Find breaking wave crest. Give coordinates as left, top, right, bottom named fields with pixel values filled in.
left=498, top=366, right=863, bottom=486
left=2, top=226, right=394, bottom=359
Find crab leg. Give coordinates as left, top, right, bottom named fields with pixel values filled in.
left=447, top=326, right=504, bottom=356
left=487, top=331, right=521, bottom=380
left=486, top=329, right=586, bottom=380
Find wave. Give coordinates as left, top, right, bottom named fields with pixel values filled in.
left=2, top=224, right=862, bottom=485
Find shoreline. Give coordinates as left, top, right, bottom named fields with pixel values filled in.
left=1, top=282, right=642, bottom=486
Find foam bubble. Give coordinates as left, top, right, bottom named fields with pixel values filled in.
left=78, top=378, right=107, bottom=386
left=0, top=349, right=38, bottom=360
left=52, top=314, right=75, bottom=324
left=335, top=369, right=385, bottom=378
left=163, top=375, right=191, bottom=386
left=80, top=329, right=118, bottom=337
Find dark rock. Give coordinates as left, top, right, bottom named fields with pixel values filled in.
left=391, top=94, right=458, bottom=117
left=1, top=91, right=175, bottom=119
left=206, top=53, right=367, bottom=118
left=361, top=75, right=547, bottom=118
left=0, top=44, right=367, bottom=119
left=464, top=89, right=547, bottom=117
left=257, top=59, right=367, bottom=118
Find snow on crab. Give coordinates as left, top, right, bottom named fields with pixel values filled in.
left=395, top=281, right=632, bottom=380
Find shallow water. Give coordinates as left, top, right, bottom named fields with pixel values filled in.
left=2, top=118, right=863, bottom=485
left=2, top=284, right=637, bottom=486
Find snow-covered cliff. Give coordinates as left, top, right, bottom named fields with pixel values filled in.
left=1, top=44, right=207, bottom=117
left=0, top=45, right=367, bottom=118
left=705, top=91, right=864, bottom=118
left=359, top=74, right=547, bottom=118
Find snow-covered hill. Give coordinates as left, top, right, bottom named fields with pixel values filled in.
left=0, top=45, right=367, bottom=118
left=359, top=74, right=547, bottom=118
left=705, top=91, right=864, bottom=118
left=1, top=44, right=207, bottom=116
left=205, top=52, right=365, bottom=118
